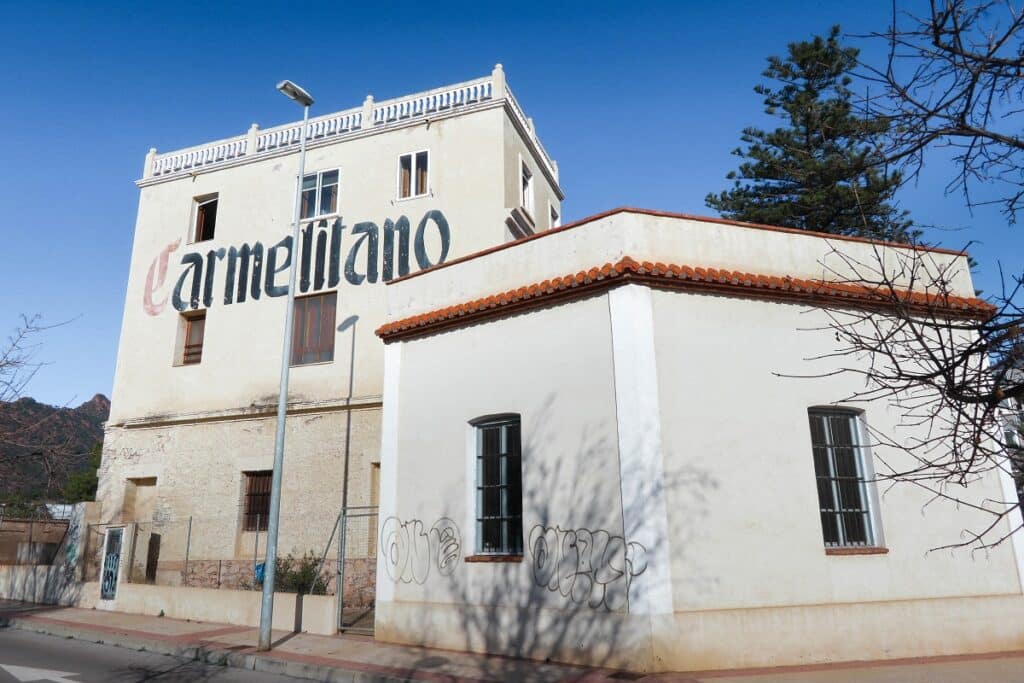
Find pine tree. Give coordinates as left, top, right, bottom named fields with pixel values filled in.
left=706, top=26, right=918, bottom=242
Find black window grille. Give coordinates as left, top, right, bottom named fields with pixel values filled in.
left=475, top=416, right=523, bottom=555
left=808, top=409, right=875, bottom=547
left=243, top=471, right=272, bottom=532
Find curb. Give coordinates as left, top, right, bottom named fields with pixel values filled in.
left=2, top=616, right=434, bottom=683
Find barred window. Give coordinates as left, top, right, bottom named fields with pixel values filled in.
left=808, top=409, right=876, bottom=547
left=243, top=471, right=272, bottom=532
left=475, top=416, right=523, bottom=555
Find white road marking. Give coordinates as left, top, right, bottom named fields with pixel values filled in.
left=0, top=665, right=80, bottom=682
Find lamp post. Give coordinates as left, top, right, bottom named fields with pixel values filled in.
left=258, top=79, right=314, bottom=652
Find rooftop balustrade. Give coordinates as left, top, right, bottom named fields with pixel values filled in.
left=143, top=65, right=557, bottom=184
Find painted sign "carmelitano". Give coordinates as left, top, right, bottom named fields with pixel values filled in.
left=143, top=209, right=451, bottom=316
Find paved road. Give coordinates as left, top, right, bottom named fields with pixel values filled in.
left=0, top=628, right=300, bottom=683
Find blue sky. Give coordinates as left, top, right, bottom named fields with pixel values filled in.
left=1, top=1, right=1020, bottom=407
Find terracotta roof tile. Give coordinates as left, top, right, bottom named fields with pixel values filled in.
left=376, top=256, right=995, bottom=341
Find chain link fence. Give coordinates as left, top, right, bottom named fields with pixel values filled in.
left=82, top=507, right=379, bottom=631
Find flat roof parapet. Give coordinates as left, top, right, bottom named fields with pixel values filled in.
left=139, top=65, right=558, bottom=187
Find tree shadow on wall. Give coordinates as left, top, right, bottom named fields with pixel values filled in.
left=383, top=396, right=719, bottom=680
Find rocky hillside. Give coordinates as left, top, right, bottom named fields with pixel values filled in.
left=0, top=394, right=109, bottom=498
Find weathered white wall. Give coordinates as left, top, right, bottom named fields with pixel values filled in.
left=379, top=294, right=622, bottom=609
left=376, top=211, right=1021, bottom=671
left=113, top=106, right=516, bottom=423
left=650, top=289, right=1021, bottom=613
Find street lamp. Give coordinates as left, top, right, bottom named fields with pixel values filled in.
left=258, top=79, right=314, bottom=652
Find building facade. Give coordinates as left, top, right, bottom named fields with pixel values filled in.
left=374, top=209, right=1024, bottom=671
left=98, top=66, right=561, bottom=599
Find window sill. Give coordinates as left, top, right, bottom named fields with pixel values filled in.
left=289, top=360, right=335, bottom=368
left=464, top=554, right=523, bottom=563
left=395, top=193, right=430, bottom=203
left=825, top=546, right=889, bottom=556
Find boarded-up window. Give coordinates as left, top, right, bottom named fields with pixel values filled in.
left=182, top=313, right=205, bottom=365
left=291, top=292, right=336, bottom=365
left=243, top=471, right=272, bottom=532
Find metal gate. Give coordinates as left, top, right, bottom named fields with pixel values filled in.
left=100, top=528, right=123, bottom=600
left=337, top=506, right=378, bottom=633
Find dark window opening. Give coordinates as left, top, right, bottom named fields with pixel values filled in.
left=475, top=416, right=523, bottom=555
left=195, top=197, right=218, bottom=242
left=291, top=292, right=337, bottom=365
left=243, top=471, right=272, bottom=532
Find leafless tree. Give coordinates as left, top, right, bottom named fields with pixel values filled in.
left=799, top=243, right=1022, bottom=550
left=790, top=1, right=1024, bottom=550
left=863, top=0, right=1024, bottom=220
left=0, top=315, right=77, bottom=506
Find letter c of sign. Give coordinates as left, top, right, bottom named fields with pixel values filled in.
left=143, top=239, right=182, bottom=316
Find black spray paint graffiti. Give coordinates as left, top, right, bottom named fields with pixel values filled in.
left=380, top=517, right=461, bottom=585
left=528, top=525, right=648, bottom=611
left=143, top=209, right=451, bottom=316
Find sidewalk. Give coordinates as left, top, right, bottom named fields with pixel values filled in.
left=0, top=601, right=591, bottom=683
left=3, top=600, right=1024, bottom=683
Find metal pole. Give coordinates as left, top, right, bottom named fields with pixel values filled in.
left=311, top=510, right=342, bottom=597
left=183, top=516, right=192, bottom=586
left=259, top=101, right=311, bottom=651
left=253, top=514, right=260, bottom=590
left=336, top=511, right=348, bottom=630
left=128, top=522, right=139, bottom=583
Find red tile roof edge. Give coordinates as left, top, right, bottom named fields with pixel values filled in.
left=386, top=207, right=969, bottom=287
left=376, top=256, right=994, bottom=342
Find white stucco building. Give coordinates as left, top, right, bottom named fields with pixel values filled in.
left=97, top=66, right=561, bottom=601
left=373, top=208, right=1024, bottom=671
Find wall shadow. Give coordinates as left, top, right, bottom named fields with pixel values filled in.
left=381, top=393, right=718, bottom=679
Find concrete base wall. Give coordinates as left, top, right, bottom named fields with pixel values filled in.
left=377, top=594, right=1024, bottom=673
left=0, top=565, right=94, bottom=607
left=90, top=582, right=336, bottom=635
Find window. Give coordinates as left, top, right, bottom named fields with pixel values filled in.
left=300, top=170, right=339, bottom=219
left=808, top=409, right=877, bottom=547
left=550, top=204, right=560, bottom=229
left=521, top=162, right=534, bottom=216
left=398, top=151, right=429, bottom=199
left=194, top=195, right=218, bottom=242
left=242, top=471, right=272, bottom=532
left=291, top=292, right=336, bottom=365
left=181, top=313, right=205, bottom=365
left=475, top=416, right=523, bottom=555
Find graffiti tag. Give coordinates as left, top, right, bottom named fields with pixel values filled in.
left=380, top=516, right=462, bottom=585
left=528, top=525, right=648, bottom=611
